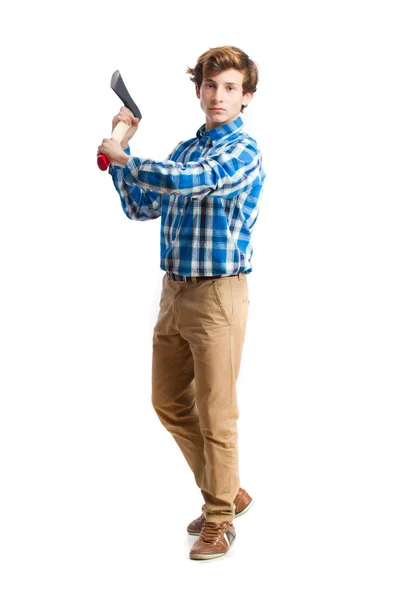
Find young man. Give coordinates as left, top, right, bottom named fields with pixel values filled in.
left=97, top=46, right=266, bottom=560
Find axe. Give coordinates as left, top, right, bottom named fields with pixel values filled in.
left=97, top=70, right=142, bottom=171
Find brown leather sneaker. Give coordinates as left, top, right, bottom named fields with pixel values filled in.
left=234, top=487, right=254, bottom=517
left=187, top=513, right=206, bottom=535
left=189, top=521, right=236, bottom=560
left=187, top=487, right=253, bottom=535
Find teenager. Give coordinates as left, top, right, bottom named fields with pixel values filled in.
left=98, top=45, right=266, bottom=560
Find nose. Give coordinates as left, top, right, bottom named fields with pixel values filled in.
left=213, top=86, right=225, bottom=103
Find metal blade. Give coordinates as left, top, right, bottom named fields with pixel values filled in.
left=110, top=70, right=142, bottom=120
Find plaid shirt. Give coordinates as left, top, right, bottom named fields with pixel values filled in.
left=110, top=116, right=265, bottom=276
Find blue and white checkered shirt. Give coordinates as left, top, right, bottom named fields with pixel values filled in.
left=110, top=116, right=266, bottom=276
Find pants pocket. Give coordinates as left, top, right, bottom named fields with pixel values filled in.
left=212, top=278, right=233, bottom=325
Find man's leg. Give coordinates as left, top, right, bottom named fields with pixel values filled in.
left=151, top=275, right=206, bottom=486
left=178, top=274, right=249, bottom=523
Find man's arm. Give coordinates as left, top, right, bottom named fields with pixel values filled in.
left=119, top=140, right=263, bottom=200
left=110, top=149, right=162, bottom=221
left=100, top=107, right=162, bottom=221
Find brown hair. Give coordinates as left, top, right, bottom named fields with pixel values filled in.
left=187, top=46, right=259, bottom=112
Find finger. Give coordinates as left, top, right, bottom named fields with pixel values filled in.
left=115, top=114, right=131, bottom=126
left=115, top=110, right=131, bottom=124
left=120, top=106, right=134, bottom=117
left=120, top=108, right=134, bottom=123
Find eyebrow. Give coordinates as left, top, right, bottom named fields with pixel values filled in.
left=204, top=78, right=241, bottom=86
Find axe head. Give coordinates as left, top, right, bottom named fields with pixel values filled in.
left=110, top=70, right=142, bottom=120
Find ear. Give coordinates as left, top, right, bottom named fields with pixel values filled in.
left=196, top=85, right=201, bottom=100
left=242, top=91, right=254, bottom=108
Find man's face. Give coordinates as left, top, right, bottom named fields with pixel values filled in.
left=196, top=69, right=253, bottom=130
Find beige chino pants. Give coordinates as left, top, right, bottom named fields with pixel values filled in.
left=151, top=272, right=249, bottom=523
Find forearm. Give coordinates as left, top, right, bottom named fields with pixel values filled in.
left=121, top=146, right=262, bottom=199
left=110, top=148, right=162, bottom=220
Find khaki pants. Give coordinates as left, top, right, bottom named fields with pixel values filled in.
left=151, top=272, right=249, bottom=523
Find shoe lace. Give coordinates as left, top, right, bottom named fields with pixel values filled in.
left=200, top=522, right=228, bottom=544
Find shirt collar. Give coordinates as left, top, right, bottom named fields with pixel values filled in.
left=196, top=116, right=243, bottom=142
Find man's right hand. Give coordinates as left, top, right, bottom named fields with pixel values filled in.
left=112, top=106, right=139, bottom=149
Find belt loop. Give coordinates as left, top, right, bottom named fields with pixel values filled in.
left=238, top=272, right=241, bottom=280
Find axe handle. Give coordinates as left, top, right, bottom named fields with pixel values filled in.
left=97, top=121, right=131, bottom=171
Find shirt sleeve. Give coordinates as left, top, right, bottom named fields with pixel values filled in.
left=109, top=147, right=162, bottom=221
left=119, top=140, right=263, bottom=200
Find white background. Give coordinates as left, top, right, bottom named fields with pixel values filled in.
left=1, top=0, right=415, bottom=598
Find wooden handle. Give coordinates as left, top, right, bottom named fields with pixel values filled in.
left=97, top=121, right=131, bottom=171
left=110, top=121, right=130, bottom=142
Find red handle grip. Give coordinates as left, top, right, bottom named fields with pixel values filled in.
left=97, top=154, right=110, bottom=171
left=97, top=122, right=131, bottom=170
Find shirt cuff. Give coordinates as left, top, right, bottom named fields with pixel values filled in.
left=123, top=156, right=143, bottom=185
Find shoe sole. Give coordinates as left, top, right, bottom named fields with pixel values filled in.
left=189, top=551, right=229, bottom=560
left=187, top=528, right=203, bottom=536
left=187, top=497, right=254, bottom=536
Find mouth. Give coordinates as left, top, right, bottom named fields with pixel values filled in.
left=210, top=108, right=225, bottom=111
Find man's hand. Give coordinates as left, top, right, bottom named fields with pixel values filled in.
left=97, top=138, right=130, bottom=167
left=112, top=106, right=139, bottom=149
